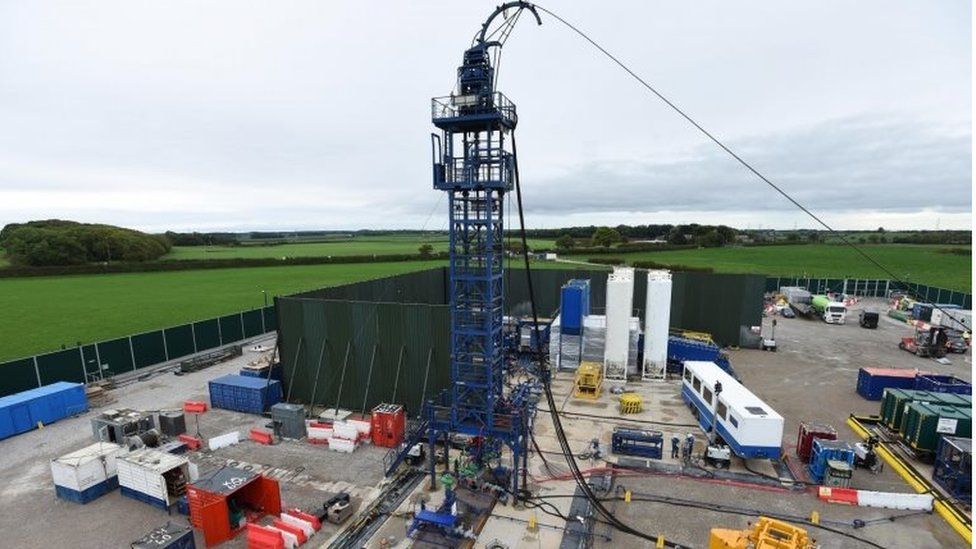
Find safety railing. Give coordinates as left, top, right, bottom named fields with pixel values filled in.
left=431, top=92, right=518, bottom=126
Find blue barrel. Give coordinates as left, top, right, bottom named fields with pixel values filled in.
left=208, top=374, right=282, bottom=414
left=560, top=279, right=590, bottom=335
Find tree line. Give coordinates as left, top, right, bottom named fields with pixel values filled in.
left=1, top=220, right=171, bottom=266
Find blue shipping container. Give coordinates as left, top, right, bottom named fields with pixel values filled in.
left=856, top=368, right=919, bottom=401
left=808, top=439, right=855, bottom=483
left=560, top=279, right=590, bottom=335
left=915, top=374, right=972, bottom=395
left=668, top=336, right=735, bottom=377
left=0, top=382, right=88, bottom=440
left=208, top=374, right=282, bottom=414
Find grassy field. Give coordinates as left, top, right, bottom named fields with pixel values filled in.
left=569, top=244, right=971, bottom=291
left=163, top=235, right=555, bottom=260
left=0, top=260, right=445, bottom=362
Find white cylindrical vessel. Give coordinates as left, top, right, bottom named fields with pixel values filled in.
left=604, top=267, right=634, bottom=380
left=643, top=270, right=672, bottom=379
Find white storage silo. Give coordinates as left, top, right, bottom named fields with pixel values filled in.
left=603, top=267, right=634, bottom=380
left=643, top=270, right=672, bottom=379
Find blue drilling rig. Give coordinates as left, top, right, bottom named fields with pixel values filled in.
left=385, top=3, right=542, bottom=499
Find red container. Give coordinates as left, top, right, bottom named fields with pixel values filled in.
left=370, top=403, right=405, bottom=448
left=796, top=422, right=837, bottom=463
left=188, top=467, right=282, bottom=547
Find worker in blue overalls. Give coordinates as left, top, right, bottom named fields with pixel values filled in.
left=670, top=434, right=680, bottom=459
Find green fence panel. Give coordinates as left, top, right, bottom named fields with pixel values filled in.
left=219, top=314, right=244, bottom=344
left=97, top=337, right=135, bottom=377
left=164, top=324, right=196, bottom=359
left=131, top=331, right=167, bottom=369
left=242, top=309, right=264, bottom=338
left=0, top=358, right=40, bottom=397
left=36, top=348, right=84, bottom=385
left=193, top=319, right=221, bottom=351
left=263, top=305, right=277, bottom=331
left=80, top=344, right=100, bottom=382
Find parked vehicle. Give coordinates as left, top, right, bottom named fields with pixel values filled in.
left=859, top=309, right=879, bottom=329
left=780, top=286, right=814, bottom=317
left=945, top=329, right=970, bottom=354
left=812, top=295, right=847, bottom=324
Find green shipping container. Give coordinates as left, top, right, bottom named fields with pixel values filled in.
left=881, top=388, right=911, bottom=427
left=886, top=390, right=954, bottom=433
left=902, top=403, right=972, bottom=452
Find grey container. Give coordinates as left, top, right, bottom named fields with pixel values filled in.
left=158, top=412, right=187, bottom=437
left=131, top=521, right=195, bottom=549
left=271, top=403, right=307, bottom=439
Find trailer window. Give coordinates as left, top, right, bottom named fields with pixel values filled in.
left=702, top=387, right=713, bottom=405
left=716, top=401, right=728, bottom=420
left=692, top=377, right=701, bottom=392
left=729, top=415, right=739, bottom=428
left=684, top=369, right=692, bottom=383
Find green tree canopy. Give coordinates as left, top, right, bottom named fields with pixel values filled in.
left=0, top=220, right=171, bottom=266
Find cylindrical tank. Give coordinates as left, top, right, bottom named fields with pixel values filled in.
left=604, top=267, right=634, bottom=380
left=643, top=270, right=672, bottom=379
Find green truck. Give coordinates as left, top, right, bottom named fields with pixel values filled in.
left=811, top=295, right=847, bottom=324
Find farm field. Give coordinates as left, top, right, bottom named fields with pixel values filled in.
left=0, top=260, right=444, bottom=361
left=163, top=235, right=555, bottom=260
left=569, top=244, right=972, bottom=291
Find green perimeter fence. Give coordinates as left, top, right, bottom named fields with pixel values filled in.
left=765, top=277, right=972, bottom=308
left=0, top=306, right=277, bottom=397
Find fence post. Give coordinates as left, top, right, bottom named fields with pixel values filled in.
left=162, top=331, right=170, bottom=361
left=190, top=323, right=198, bottom=353
left=217, top=318, right=223, bottom=345
left=128, top=337, right=137, bottom=371
left=261, top=307, right=267, bottom=333
left=239, top=313, right=246, bottom=341
left=78, top=347, right=87, bottom=383
left=32, top=356, right=41, bottom=387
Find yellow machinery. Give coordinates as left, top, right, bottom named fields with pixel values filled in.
left=709, top=517, right=814, bottom=549
left=619, top=393, right=643, bottom=414
left=574, top=361, right=603, bottom=399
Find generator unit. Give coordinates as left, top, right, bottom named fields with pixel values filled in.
left=91, top=408, right=154, bottom=444
left=808, top=439, right=855, bottom=486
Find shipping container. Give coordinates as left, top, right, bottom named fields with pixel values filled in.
left=902, top=403, right=972, bottom=452
left=560, top=279, right=591, bottom=336
left=856, top=367, right=923, bottom=401
left=914, top=374, right=972, bottom=396
left=188, top=467, right=282, bottom=547
left=796, top=422, right=837, bottom=463
left=208, top=374, right=282, bottom=414
left=118, top=448, right=191, bottom=510
left=0, top=382, right=88, bottom=440
left=51, top=442, right=127, bottom=504
left=131, top=521, right=196, bottom=549
left=882, top=389, right=954, bottom=431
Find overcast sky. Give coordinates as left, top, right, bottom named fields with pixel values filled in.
left=0, top=1, right=971, bottom=232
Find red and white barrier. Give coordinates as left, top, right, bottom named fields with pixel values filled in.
left=818, top=487, right=933, bottom=511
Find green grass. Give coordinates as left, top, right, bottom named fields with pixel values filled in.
left=163, top=235, right=555, bottom=260
left=0, top=260, right=444, bottom=362
left=569, top=244, right=971, bottom=291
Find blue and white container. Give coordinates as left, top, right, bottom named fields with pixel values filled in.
left=51, top=442, right=127, bottom=504
left=560, top=279, right=591, bottom=336
left=118, top=448, right=191, bottom=511
left=0, top=382, right=88, bottom=440
left=209, top=374, right=283, bottom=414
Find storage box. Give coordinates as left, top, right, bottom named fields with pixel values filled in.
left=131, top=522, right=196, bottom=549
left=0, top=382, right=88, bottom=440
left=208, top=374, right=282, bottom=414
left=371, top=403, right=405, bottom=448
left=856, top=368, right=922, bottom=401
left=902, top=403, right=972, bottom=452
left=914, top=374, right=972, bottom=396
left=51, top=442, right=127, bottom=504
left=796, top=422, right=837, bottom=463
left=271, top=403, right=306, bottom=439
